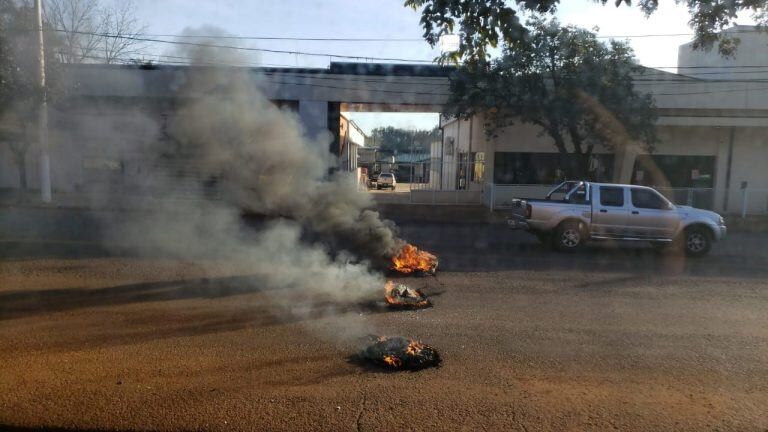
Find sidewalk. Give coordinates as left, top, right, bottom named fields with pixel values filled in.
left=3, top=188, right=768, bottom=231
left=0, top=188, right=211, bottom=213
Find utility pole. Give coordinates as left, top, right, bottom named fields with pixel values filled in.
left=35, top=0, right=51, bottom=202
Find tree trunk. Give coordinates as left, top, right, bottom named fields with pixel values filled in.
left=549, top=129, right=574, bottom=180
left=13, top=152, right=28, bottom=190
left=18, top=159, right=27, bottom=190
left=567, top=125, right=591, bottom=180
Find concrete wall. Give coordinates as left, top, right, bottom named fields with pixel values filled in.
left=678, top=26, right=768, bottom=80
left=467, top=114, right=768, bottom=213
left=348, top=121, right=366, bottom=147
left=724, top=128, right=768, bottom=214
left=299, top=100, right=329, bottom=141
left=439, top=115, right=489, bottom=191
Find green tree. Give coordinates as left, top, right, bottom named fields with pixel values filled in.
left=0, top=0, right=61, bottom=190
left=446, top=19, right=657, bottom=178
left=405, top=0, right=767, bottom=62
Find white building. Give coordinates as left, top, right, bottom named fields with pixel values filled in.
left=678, top=26, right=768, bottom=80
left=339, top=114, right=366, bottom=173
left=439, top=28, right=768, bottom=214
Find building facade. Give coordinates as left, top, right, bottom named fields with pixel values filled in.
left=439, top=32, right=768, bottom=214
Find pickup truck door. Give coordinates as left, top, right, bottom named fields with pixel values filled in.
left=628, top=187, right=679, bottom=239
left=591, top=186, right=631, bottom=237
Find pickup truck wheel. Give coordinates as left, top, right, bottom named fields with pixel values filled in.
left=554, top=221, right=584, bottom=252
left=684, top=227, right=712, bottom=257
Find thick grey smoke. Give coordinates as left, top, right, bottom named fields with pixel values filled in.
left=165, top=31, right=403, bottom=258
left=84, top=26, right=408, bottom=343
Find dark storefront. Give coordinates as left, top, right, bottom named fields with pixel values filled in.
left=632, top=154, right=716, bottom=209
left=493, top=152, right=614, bottom=185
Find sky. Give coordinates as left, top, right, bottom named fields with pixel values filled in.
left=127, top=0, right=752, bottom=134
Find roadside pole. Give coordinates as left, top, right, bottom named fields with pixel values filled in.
left=35, top=0, right=51, bottom=202
left=740, top=182, right=748, bottom=219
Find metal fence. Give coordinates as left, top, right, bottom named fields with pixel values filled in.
left=724, top=188, right=768, bottom=216
left=365, top=160, right=486, bottom=205
left=655, top=187, right=714, bottom=210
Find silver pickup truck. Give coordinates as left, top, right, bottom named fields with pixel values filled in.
left=507, top=181, right=726, bottom=256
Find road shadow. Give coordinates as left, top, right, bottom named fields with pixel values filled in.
left=0, top=240, right=121, bottom=260
left=1, top=277, right=397, bottom=353
left=0, top=426, right=196, bottom=432
left=0, top=275, right=269, bottom=321
left=0, top=275, right=390, bottom=322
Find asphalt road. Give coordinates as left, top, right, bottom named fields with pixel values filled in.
left=1, top=207, right=768, bottom=431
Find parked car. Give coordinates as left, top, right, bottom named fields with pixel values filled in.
left=376, top=173, right=397, bottom=190
left=507, top=181, right=726, bottom=256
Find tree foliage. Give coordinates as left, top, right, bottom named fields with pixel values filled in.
left=368, top=126, right=440, bottom=153
left=0, top=0, right=61, bottom=188
left=447, top=19, right=657, bottom=177
left=44, top=0, right=146, bottom=64
left=405, top=0, right=768, bottom=62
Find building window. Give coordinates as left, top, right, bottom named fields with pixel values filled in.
left=493, top=152, right=614, bottom=184
left=471, top=152, right=485, bottom=182
left=632, top=155, right=715, bottom=188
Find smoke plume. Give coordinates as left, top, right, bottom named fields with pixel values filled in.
left=164, top=27, right=403, bottom=258
left=82, top=26, right=406, bottom=343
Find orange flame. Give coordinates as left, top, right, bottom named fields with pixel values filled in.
left=406, top=341, right=423, bottom=355
left=383, top=355, right=402, bottom=368
left=391, top=244, right=438, bottom=274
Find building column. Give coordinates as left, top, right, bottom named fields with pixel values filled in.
left=612, top=143, right=637, bottom=184
left=327, top=101, right=341, bottom=156
left=713, top=127, right=734, bottom=213
left=298, top=100, right=330, bottom=142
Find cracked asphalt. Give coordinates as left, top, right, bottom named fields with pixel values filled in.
left=1, top=207, right=767, bottom=431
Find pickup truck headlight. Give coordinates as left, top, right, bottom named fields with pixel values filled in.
left=718, top=216, right=725, bottom=225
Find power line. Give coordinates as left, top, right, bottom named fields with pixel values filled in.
left=650, top=85, right=768, bottom=96
left=45, top=29, right=437, bottom=64
left=136, top=34, right=424, bottom=42
left=641, top=69, right=768, bottom=77
left=653, top=64, right=768, bottom=69
left=596, top=28, right=765, bottom=39
left=53, top=28, right=767, bottom=42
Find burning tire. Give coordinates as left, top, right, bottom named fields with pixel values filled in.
left=390, top=244, right=438, bottom=275
left=360, top=336, right=441, bottom=370
left=384, top=281, right=431, bottom=309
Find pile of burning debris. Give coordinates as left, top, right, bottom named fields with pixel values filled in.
left=359, top=336, right=441, bottom=370
left=390, top=243, right=438, bottom=276
left=359, top=243, right=441, bottom=371
left=384, top=281, right=431, bottom=309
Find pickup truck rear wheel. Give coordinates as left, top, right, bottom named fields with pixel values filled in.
left=554, top=221, right=585, bottom=252
left=683, top=227, right=712, bottom=257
